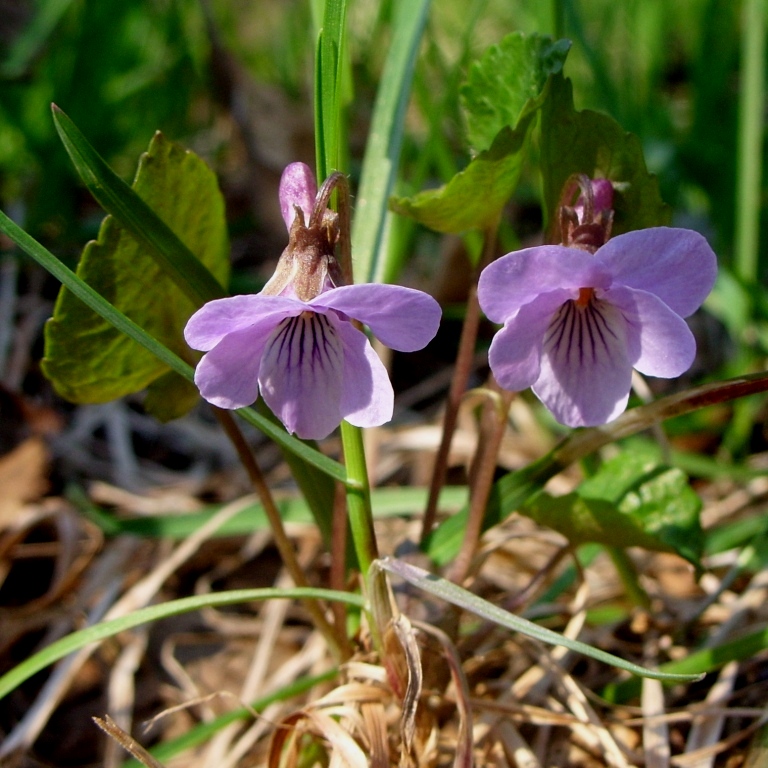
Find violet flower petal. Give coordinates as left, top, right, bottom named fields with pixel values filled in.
left=259, top=312, right=344, bottom=439
left=533, top=297, right=631, bottom=427
left=478, top=247, right=610, bottom=323
left=597, top=228, right=717, bottom=317
left=334, top=318, right=394, bottom=428
left=311, top=283, right=441, bottom=352
left=608, top=286, right=697, bottom=378
left=279, top=162, right=317, bottom=230
left=193, top=325, right=271, bottom=409
left=185, top=294, right=304, bottom=351
left=487, top=290, right=573, bottom=392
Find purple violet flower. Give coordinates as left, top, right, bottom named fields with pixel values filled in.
left=478, top=227, right=717, bottom=427
left=185, top=163, right=441, bottom=440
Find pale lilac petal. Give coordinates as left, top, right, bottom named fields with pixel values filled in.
left=596, top=228, right=717, bottom=316
left=259, top=312, right=344, bottom=440
left=333, top=318, right=393, bottom=428
left=311, top=284, right=441, bottom=352
left=279, top=162, right=317, bottom=230
left=194, top=325, right=270, bottom=409
left=185, top=294, right=304, bottom=351
left=478, top=247, right=611, bottom=323
left=607, top=286, right=697, bottom=378
left=487, top=290, right=572, bottom=392
left=533, top=297, right=632, bottom=427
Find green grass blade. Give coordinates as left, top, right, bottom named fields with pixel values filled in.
left=378, top=557, right=701, bottom=683
left=0, top=587, right=365, bottom=702
left=603, top=625, right=768, bottom=702
left=351, top=0, right=431, bottom=284
left=734, top=0, right=766, bottom=283
left=315, top=0, right=348, bottom=179
left=0, top=208, right=347, bottom=484
left=51, top=105, right=226, bottom=306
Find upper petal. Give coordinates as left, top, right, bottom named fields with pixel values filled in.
left=259, top=312, right=345, bottom=440
left=607, top=285, right=697, bottom=378
left=310, top=284, right=441, bottom=352
left=193, top=323, right=272, bottom=409
left=488, top=290, right=572, bottom=392
left=478, top=246, right=611, bottom=323
left=333, top=318, right=394, bottom=428
left=184, top=295, right=304, bottom=351
left=533, top=296, right=632, bottom=427
left=595, top=227, right=717, bottom=317
left=279, top=162, right=317, bottom=230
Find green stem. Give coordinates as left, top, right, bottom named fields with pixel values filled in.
left=735, top=0, right=766, bottom=283
left=339, top=420, right=379, bottom=577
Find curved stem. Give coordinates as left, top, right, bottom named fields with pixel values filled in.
left=420, top=225, right=498, bottom=543
left=213, top=408, right=343, bottom=660
left=447, top=385, right=514, bottom=585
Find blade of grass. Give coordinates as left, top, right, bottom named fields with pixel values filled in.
left=351, top=0, right=431, bottom=284
left=315, top=0, right=348, bottom=180
left=0, top=587, right=365, bottom=702
left=603, top=625, right=768, bottom=703
left=378, top=557, right=701, bottom=682
left=735, top=0, right=766, bottom=283
left=0, top=208, right=347, bottom=484
left=51, top=105, right=226, bottom=306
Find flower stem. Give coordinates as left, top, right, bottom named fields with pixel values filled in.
left=339, top=420, right=389, bottom=649
left=339, top=420, right=379, bottom=577
left=447, top=384, right=514, bottom=585
left=420, top=225, right=498, bottom=544
left=213, top=408, right=343, bottom=660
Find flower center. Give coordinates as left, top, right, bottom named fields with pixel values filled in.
left=575, top=287, right=595, bottom=307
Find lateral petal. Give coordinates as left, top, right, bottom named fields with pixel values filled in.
left=334, top=318, right=394, bottom=428
left=185, top=294, right=303, bottom=351
left=193, top=323, right=272, bottom=409
left=487, top=290, right=571, bottom=392
left=608, top=286, right=697, bottom=378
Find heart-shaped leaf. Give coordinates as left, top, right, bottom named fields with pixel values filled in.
left=42, top=132, right=229, bottom=421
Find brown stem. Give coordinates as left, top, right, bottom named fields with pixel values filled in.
left=447, top=384, right=514, bottom=585
left=329, top=480, right=352, bottom=657
left=213, top=407, right=343, bottom=660
left=420, top=226, right=499, bottom=544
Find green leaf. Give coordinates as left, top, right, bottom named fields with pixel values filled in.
left=539, top=73, right=670, bottom=233
left=390, top=34, right=569, bottom=237
left=460, top=32, right=570, bottom=152
left=519, top=443, right=703, bottom=565
left=581, top=442, right=703, bottom=564
left=377, top=557, right=701, bottom=683
left=0, top=207, right=348, bottom=485
left=42, top=132, right=229, bottom=420
left=389, top=118, right=535, bottom=235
